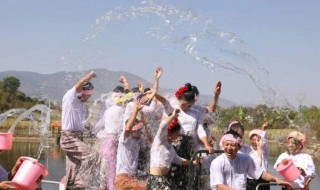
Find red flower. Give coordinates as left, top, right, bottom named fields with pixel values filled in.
left=175, top=86, right=188, bottom=98
left=167, top=118, right=179, bottom=132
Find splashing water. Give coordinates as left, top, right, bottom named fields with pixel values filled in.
left=77, top=0, right=311, bottom=128
left=56, top=1, right=316, bottom=187
left=70, top=0, right=289, bottom=109
left=8, top=104, right=51, bottom=159
left=0, top=108, right=26, bottom=125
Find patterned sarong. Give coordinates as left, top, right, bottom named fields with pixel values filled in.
left=60, top=130, right=98, bottom=188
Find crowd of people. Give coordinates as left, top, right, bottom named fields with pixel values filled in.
left=57, top=69, right=316, bottom=190
left=0, top=68, right=316, bottom=190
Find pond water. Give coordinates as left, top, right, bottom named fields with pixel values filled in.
left=1, top=140, right=319, bottom=189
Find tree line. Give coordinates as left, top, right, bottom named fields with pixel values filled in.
left=0, top=76, right=44, bottom=112
left=213, top=104, right=320, bottom=139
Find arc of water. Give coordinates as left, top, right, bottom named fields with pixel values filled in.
left=8, top=104, right=52, bottom=159
left=0, top=109, right=26, bottom=126
left=8, top=104, right=51, bottom=134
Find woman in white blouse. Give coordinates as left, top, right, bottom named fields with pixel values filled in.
left=166, top=83, right=213, bottom=189
left=245, top=122, right=270, bottom=190
left=146, top=108, right=200, bottom=190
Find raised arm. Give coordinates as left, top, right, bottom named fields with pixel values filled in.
left=207, top=81, right=221, bottom=113
left=164, top=108, right=180, bottom=123
left=152, top=67, right=163, bottom=92
left=74, top=71, right=96, bottom=92
left=137, top=82, right=144, bottom=92
left=261, top=120, right=271, bottom=131
left=124, top=100, right=143, bottom=137
left=156, top=108, right=180, bottom=143
left=119, top=75, right=130, bottom=92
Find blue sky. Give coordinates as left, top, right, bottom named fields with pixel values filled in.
left=1, top=0, right=319, bottom=107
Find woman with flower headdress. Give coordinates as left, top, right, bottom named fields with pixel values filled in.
left=166, top=83, right=213, bottom=189
left=146, top=108, right=202, bottom=190
left=274, top=131, right=316, bottom=190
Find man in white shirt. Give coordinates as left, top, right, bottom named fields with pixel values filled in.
left=210, top=130, right=291, bottom=190
left=60, top=71, right=98, bottom=188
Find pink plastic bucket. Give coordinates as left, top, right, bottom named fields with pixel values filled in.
left=0, top=132, right=13, bottom=150
left=12, top=157, right=49, bottom=190
left=276, top=159, right=300, bottom=182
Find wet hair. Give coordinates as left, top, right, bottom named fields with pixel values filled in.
left=167, top=118, right=181, bottom=134
left=178, top=83, right=196, bottom=102
left=223, top=130, right=242, bottom=148
left=124, top=89, right=130, bottom=94
left=113, top=86, right=125, bottom=93
left=185, top=83, right=199, bottom=96
left=82, top=82, right=94, bottom=90
left=125, top=118, right=140, bottom=125
left=224, top=130, right=241, bottom=139
left=144, top=87, right=151, bottom=92
left=131, top=87, right=140, bottom=93
left=228, top=120, right=244, bottom=134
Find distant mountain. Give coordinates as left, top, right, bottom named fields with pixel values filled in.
left=0, top=69, right=237, bottom=107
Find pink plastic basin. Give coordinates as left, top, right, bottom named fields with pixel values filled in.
left=0, top=132, right=13, bottom=150
left=276, top=159, right=300, bottom=182
left=12, top=157, right=49, bottom=190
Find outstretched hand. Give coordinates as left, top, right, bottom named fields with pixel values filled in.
left=134, top=99, right=144, bottom=111
left=261, top=120, right=272, bottom=131
left=172, top=108, right=180, bottom=118
left=154, top=67, right=163, bottom=80
left=137, top=83, right=144, bottom=92
left=89, top=71, right=97, bottom=78
left=214, top=81, right=222, bottom=97
left=118, top=76, right=127, bottom=84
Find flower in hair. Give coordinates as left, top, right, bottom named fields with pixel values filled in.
left=175, top=86, right=188, bottom=98
left=167, top=118, right=179, bottom=132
